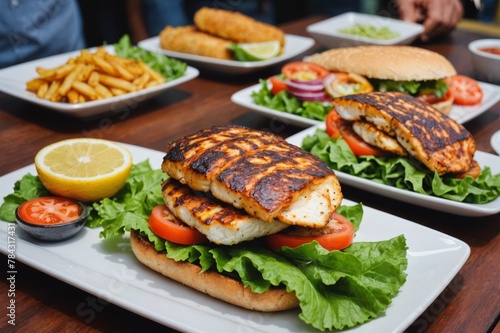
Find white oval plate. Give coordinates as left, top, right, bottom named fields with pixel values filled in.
left=491, top=130, right=500, bottom=155
left=0, top=46, right=199, bottom=118
left=232, top=81, right=500, bottom=127
left=138, top=34, right=315, bottom=75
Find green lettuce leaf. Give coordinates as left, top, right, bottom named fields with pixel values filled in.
left=303, top=129, right=500, bottom=204
left=114, top=35, right=187, bottom=81
left=251, top=79, right=332, bottom=121
left=0, top=174, right=50, bottom=222
left=88, top=160, right=166, bottom=238
left=372, top=78, right=449, bottom=98
left=127, top=203, right=408, bottom=331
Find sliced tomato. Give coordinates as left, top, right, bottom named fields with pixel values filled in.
left=17, top=196, right=82, bottom=225
left=444, top=75, right=483, bottom=105
left=282, top=61, right=330, bottom=81
left=264, top=212, right=355, bottom=252
left=149, top=204, right=208, bottom=245
left=268, top=76, right=287, bottom=95
left=325, top=110, right=386, bottom=156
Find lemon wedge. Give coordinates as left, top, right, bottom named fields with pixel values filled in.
left=238, top=41, right=281, bottom=61
left=35, top=138, right=133, bottom=202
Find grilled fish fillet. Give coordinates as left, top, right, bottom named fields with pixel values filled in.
left=159, top=25, right=233, bottom=60
left=162, top=178, right=288, bottom=245
left=162, top=125, right=342, bottom=228
left=332, top=92, right=476, bottom=174
left=193, top=7, right=285, bottom=48
left=352, top=121, right=407, bottom=156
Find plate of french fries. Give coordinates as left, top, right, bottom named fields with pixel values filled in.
left=0, top=45, right=199, bottom=118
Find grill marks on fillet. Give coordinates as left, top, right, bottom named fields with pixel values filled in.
left=163, top=125, right=282, bottom=191
left=162, top=179, right=289, bottom=245
left=352, top=121, right=408, bottom=156
left=332, top=92, right=476, bottom=174
left=162, top=125, right=343, bottom=227
left=213, top=142, right=337, bottom=223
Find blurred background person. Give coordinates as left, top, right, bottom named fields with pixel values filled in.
left=125, top=0, right=274, bottom=44
left=124, top=0, right=471, bottom=44
left=388, top=0, right=464, bottom=41
left=0, top=0, right=85, bottom=69
left=77, top=0, right=131, bottom=47
left=127, top=0, right=189, bottom=44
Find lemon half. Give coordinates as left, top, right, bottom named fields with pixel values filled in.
left=35, top=138, right=133, bottom=202
left=238, top=41, right=281, bottom=61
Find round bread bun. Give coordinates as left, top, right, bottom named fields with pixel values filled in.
left=130, top=230, right=299, bottom=312
left=308, top=46, right=456, bottom=81
left=430, top=94, right=454, bottom=115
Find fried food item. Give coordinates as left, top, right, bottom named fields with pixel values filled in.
left=332, top=91, right=476, bottom=175
left=25, top=47, right=165, bottom=104
left=194, top=7, right=285, bottom=48
left=162, top=125, right=343, bottom=227
left=159, top=25, right=233, bottom=60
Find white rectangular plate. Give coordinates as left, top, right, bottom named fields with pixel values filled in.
left=306, top=12, right=424, bottom=48
left=0, top=46, right=199, bottom=118
left=138, top=34, right=314, bottom=75
left=287, top=125, right=500, bottom=217
left=0, top=143, right=470, bottom=332
left=232, top=81, right=500, bottom=127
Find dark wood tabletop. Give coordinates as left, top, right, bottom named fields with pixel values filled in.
left=0, top=15, right=499, bottom=333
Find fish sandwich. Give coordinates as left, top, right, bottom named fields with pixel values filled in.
left=307, top=45, right=457, bottom=115
left=130, top=125, right=353, bottom=311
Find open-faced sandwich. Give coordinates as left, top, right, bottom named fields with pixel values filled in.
left=300, top=91, right=500, bottom=204
left=126, top=124, right=409, bottom=331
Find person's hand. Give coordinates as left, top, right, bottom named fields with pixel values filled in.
left=397, top=0, right=464, bottom=42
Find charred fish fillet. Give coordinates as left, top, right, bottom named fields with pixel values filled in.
left=162, top=125, right=342, bottom=227
left=162, top=179, right=288, bottom=245
left=332, top=92, right=476, bottom=174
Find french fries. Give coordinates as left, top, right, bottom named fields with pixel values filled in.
left=26, top=47, right=165, bottom=104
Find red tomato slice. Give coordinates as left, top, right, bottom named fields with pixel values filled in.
left=325, top=110, right=386, bottom=156
left=17, top=196, right=81, bottom=225
left=149, top=204, right=208, bottom=245
left=282, top=61, right=330, bottom=81
left=264, top=212, right=355, bottom=252
left=444, top=75, right=483, bottom=105
left=269, top=76, right=287, bottom=95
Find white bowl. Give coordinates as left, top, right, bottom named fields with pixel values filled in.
left=306, top=12, right=423, bottom=48
left=468, top=39, right=500, bottom=84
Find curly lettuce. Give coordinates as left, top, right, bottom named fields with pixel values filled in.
left=302, top=129, right=500, bottom=203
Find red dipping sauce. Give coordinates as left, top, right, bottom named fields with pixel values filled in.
left=479, top=47, right=500, bottom=55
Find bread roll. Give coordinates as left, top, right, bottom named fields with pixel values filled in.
left=130, top=230, right=299, bottom=312
left=307, top=46, right=456, bottom=81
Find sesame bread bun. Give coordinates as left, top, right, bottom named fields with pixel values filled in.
left=307, top=46, right=456, bottom=81
left=130, top=230, right=299, bottom=312
left=431, top=94, right=454, bottom=115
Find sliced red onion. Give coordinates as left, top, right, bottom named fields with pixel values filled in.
left=285, top=78, right=325, bottom=93
left=290, top=89, right=332, bottom=102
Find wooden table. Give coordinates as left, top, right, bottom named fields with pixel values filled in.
left=0, top=16, right=498, bottom=333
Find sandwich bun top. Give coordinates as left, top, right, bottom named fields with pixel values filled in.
left=307, top=46, right=457, bottom=81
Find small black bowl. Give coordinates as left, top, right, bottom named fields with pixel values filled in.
left=15, top=199, right=89, bottom=242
